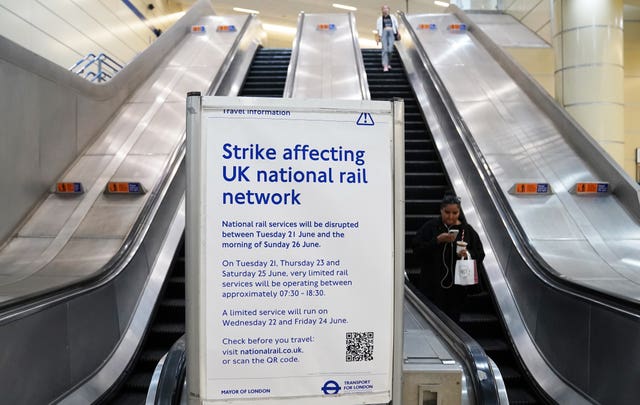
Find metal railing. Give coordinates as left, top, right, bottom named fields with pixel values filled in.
left=69, top=53, right=124, bottom=83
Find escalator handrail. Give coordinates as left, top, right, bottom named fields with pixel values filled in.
left=206, top=14, right=258, bottom=97
left=282, top=11, right=305, bottom=98
left=153, top=334, right=187, bottom=405
left=396, top=11, right=640, bottom=317
left=405, top=284, right=502, bottom=405
left=347, top=11, right=371, bottom=100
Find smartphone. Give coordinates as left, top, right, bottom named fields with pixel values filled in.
left=448, top=229, right=459, bottom=238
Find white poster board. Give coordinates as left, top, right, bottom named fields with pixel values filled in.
left=189, top=96, right=398, bottom=404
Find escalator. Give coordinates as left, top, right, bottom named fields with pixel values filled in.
left=103, top=47, right=291, bottom=404
left=362, top=48, right=543, bottom=404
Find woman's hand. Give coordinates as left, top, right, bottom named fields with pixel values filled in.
left=457, top=249, right=468, bottom=259
left=437, top=232, right=456, bottom=244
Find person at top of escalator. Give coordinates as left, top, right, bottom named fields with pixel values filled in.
left=375, top=5, right=399, bottom=72
left=412, top=192, right=485, bottom=321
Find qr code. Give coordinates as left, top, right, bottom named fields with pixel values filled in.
left=345, top=332, right=374, bottom=362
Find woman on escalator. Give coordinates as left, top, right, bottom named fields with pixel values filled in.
left=375, top=5, right=399, bottom=72
left=412, top=193, right=485, bottom=321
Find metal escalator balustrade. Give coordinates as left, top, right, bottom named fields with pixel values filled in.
left=362, top=48, right=544, bottom=405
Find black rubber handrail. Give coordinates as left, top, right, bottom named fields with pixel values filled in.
left=154, top=335, right=187, bottom=405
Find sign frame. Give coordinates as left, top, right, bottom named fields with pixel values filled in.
left=185, top=94, right=404, bottom=404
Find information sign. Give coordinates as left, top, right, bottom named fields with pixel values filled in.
left=512, top=182, right=551, bottom=195
left=187, top=96, right=399, bottom=404
left=575, top=182, right=609, bottom=194
left=105, top=181, right=145, bottom=194
left=317, top=23, right=336, bottom=31
left=56, top=182, right=83, bottom=194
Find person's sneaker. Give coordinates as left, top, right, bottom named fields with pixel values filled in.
left=387, top=65, right=392, bottom=70
left=383, top=66, right=389, bottom=72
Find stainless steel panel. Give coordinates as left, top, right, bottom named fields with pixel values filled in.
left=574, top=198, right=640, bottom=240
left=457, top=101, right=528, bottom=154
left=110, top=154, right=169, bottom=194
left=75, top=204, right=140, bottom=239
left=37, top=237, right=123, bottom=277
left=484, top=152, right=543, bottom=180
left=500, top=99, right=556, bottom=133
left=589, top=307, right=640, bottom=404
left=508, top=194, right=584, bottom=239
left=130, top=102, right=185, bottom=155
left=291, top=13, right=362, bottom=100
left=167, top=37, right=201, bottom=67
left=190, top=16, right=248, bottom=68
left=0, top=274, right=78, bottom=293
left=534, top=288, right=590, bottom=389
left=580, top=278, right=640, bottom=301
left=62, top=155, right=113, bottom=185
left=19, top=194, right=81, bottom=238
left=131, top=67, right=181, bottom=103
left=0, top=237, right=52, bottom=277
left=404, top=329, right=453, bottom=362
left=114, top=242, right=150, bottom=332
left=68, top=285, right=120, bottom=383
left=166, top=67, right=213, bottom=102
left=0, top=303, right=70, bottom=404
left=437, top=66, right=487, bottom=102
left=86, top=103, right=151, bottom=156
left=530, top=240, right=620, bottom=279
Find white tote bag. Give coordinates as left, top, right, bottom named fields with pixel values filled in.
left=454, top=255, right=478, bottom=286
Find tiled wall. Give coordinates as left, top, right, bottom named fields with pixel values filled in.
left=0, top=0, right=183, bottom=68
left=504, top=0, right=552, bottom=43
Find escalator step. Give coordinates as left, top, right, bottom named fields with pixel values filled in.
left=459, top=312, right=498, bottom=323
left=476, top=338, right=509, bottom=353
left=161, top=298, right=185, bottom=308
left=498, top=365, right=524, bottom=383
left=151, top=323, right=185, bottom=334
left=111, top=393, right=147, bottom=405
left=406, top=161, right=443, bottom=173
left=125, top=372, right=153, bottom=391
left=139, top=349, right=167, bottom=364
left=506, top=387, right=538, bottom=405
left=405, top=185, right=449, bottom=200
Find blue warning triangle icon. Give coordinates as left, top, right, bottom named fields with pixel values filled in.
left=356, top=113, right=374, bottom=126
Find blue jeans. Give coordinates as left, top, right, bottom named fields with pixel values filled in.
left=381, top=29, right=394, bottom=67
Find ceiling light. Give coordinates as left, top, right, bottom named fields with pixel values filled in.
left=332, top=3, right=357, bottom=11
left=434, top=1, right=450, bottom=6
left=233, top=7, right=259, bottom=14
